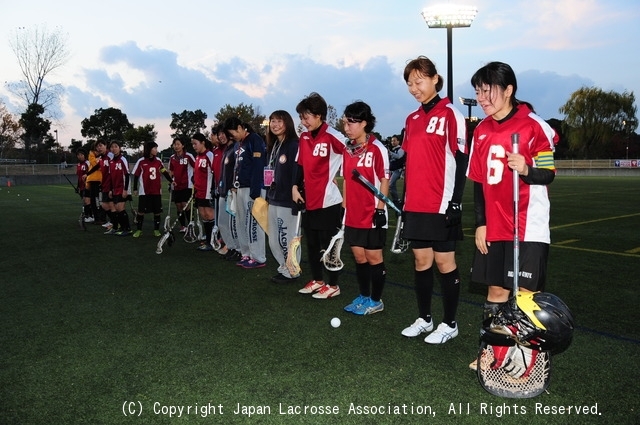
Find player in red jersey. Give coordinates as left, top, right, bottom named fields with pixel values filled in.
left=399, top=56, right=469, bottom=344
left=75, top=148, right=93, bottom=222
left=191, top=133, right=216, bottom=251
left=107, top=141, right=132, bottom=236
left=131, top=141, right=173, bottom=238
left=340, top=101, right=390, bottom=315
left=293, top=92, right=346, bottom=299
left=467, top=62, right=558, bottom=368
left=168, top=137, right=195, bottom=232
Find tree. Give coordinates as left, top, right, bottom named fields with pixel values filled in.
left=125, top=124, right=157, bottom=151
left=19, top=103, right=51, bottom=160
left=0, top=102, right=22, bottom=159
left=214, top=103, right=266, bottom=136
left=8, top=25, right=70, bottom=114
left=81, top=107, right=134, bottom=141
left=169, top=109, right=208, bottom=140
left=559, top=87, right=637, bottom=158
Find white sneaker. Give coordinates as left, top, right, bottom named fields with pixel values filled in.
left=298, top=280, right=324, bottom=294
left=311, top=284, right=340, bottom=299
left=84, top=216, right=95, bottom=223
left=424, top=322, right=459, bottom=344
left=401, top=318, right=433, bottom=337
left=101, top=221, right=112, bottom=228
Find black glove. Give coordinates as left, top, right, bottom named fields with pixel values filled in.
left=445, top=201, right=462, bottom=227
left=373, top=208, right=386, bottom=228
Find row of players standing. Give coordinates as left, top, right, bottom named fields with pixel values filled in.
left=74, top=55, right=557, bottom=349
left=167, top=56, right=558, bottom=347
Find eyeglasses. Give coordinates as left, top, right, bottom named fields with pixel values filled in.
left=342, top=116, right=363, bottom=124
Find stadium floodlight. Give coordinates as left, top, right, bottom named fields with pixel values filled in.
left=421, top=4, right=478, bottom=101
left=459, top=96, right=477, bottom=120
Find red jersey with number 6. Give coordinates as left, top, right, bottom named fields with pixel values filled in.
left=467, top=104, right=558, bottom=243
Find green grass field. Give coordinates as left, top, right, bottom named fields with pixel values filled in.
left=1, top=177, right=639, bottom=425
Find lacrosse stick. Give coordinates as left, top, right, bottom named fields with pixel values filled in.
left=63, top=175, right=86, bottom=230
left=163, top=188, right=172, bottom=232
left=285, top=203, right=304, bottom=276
left=211, top=196, right=222, bottom=250
left=477, top=133, right=552, bottom=398
left=320, top=210, right=345, bottom=272
left=157, top=196, right=193, bottom=254
left=184, top=189, right=198, bottom=243
left=196, top=209, right=206, bottom=241
left=127, top=195, right=138, bottom=225
left=351, top=169, right=409, bottom=254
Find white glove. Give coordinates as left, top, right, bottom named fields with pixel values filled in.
left=502, top=345, right=536, bottom=378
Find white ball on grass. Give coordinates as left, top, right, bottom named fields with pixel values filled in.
left=330, top=317, right=341, bottom=328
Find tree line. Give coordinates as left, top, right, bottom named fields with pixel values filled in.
left=0, top=25, right=638, bottom=163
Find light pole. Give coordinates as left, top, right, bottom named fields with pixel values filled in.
left=459, top=96, right=477, bottom=120
left=422, top=4, right=478, bottom=102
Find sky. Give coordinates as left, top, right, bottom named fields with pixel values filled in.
left=1, top=0, right=639, bottom=151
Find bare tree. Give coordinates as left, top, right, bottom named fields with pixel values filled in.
left=8, top=25, right=70, bottom=114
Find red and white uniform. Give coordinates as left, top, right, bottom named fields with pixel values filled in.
left=132, top=157, right=166, bottom=195
left=99, top=153, right=113, bottom=193
left=211, top=146, right=224, bottom=193
left=343, top=136, right=390, bottom=229
left=76, top=160, right=89, bottom=190
left=403, top=97, right=467, bottom=214
left=467, top=104, right=558, bottom=243
left=296, top=122, right=345, bottom=211
left=193, top=151, right=215, bottom=200
left=168, top=152, right=195, bottom=190
left=109, top=154, right=130, bottom=196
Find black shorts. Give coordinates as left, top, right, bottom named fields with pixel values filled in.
left=345, top=226, right=386, bottom=250
left=302, top=203, right=342, bottom=231
left=80, top=188, right=90, bottom=198
left=470, top=241, right=549, bottom=292
left=411, top=239, right=457, bottom=252
left=402, top=211, right=462, bottom=241
left=101, top=191, right=113, bottom=203
left=111, top=194, right=126, bottom=204
left=138, top=194, right=163, bottom=214
left=173, top=188, right=192, bottom=203
left=195, top=198, right=213, bottom=209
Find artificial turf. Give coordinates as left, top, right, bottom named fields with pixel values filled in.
left=0, top=177, right=639, bottom=424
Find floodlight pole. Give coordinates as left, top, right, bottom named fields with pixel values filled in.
left=422, top=4, right=478, bottom=102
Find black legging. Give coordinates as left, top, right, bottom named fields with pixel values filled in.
left=305, top=227, right=340, bottom=285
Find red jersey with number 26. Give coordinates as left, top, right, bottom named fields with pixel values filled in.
left=343, top=136, right=390, bottom=229
left=296, top=122, right=345, bottom=211
left=403, top=97, right=467, bottom=214
left=467, top=104, right=558, bottom=243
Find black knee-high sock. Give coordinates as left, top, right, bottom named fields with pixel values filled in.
left=178, top=210, right=186, bottom=226
left=203, top=219, right=214, bottom=244
left=84, top=204, right=92, bottom=217
left=120, top=210, right=131, bottom=231
left=136, top=214, right=144, bottom=231
left=108, top=211, right=119, bottom=229
left=415, top=267, right=434, bottom=321
left=441, top=268, right=461, bottom=327
left=153, top=214, right=161, bottom=230
left=370, top=262, right=386, bottom=302
left=306, top=229, right=324, bottom=282
left=355, top=262, right=371, bottom=297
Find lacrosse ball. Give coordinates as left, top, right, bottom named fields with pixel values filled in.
left=331, top=317, right=341, bottom=328
left=26, top=198, right=29, bottom=201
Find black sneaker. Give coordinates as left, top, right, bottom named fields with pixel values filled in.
left=271, top=274, right=298, bottom=283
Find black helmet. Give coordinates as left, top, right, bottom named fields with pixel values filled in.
left=488, top=292, right=574, bottom=355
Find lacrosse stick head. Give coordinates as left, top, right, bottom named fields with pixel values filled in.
left=286, top=236, right=302, bottom=276
left=184, top=222, right=198, bottom=243
left=390, top=237, right=410, bottom=254
left=156, top=232, right=170, bottom=254
left=163, top=215, right=171, bottom=232
left=321, top=229, right=344, bottom=271
left=211, top=225, right=222, bottom=250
